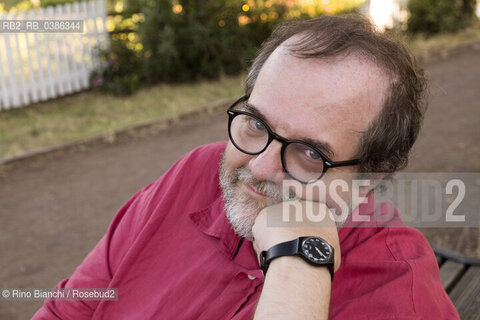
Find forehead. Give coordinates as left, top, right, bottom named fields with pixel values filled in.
left=248, top=43, right=390, bottom=160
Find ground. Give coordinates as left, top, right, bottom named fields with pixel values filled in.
left=0, top=46, right=479, bottom=319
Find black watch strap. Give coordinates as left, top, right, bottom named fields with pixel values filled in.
left=260, top=237, right=334, bottom=280
left=260, top=238, right=299, bottom=274
left=260, top=239, right=298, bottom=273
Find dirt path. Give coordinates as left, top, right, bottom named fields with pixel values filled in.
left=1, top=47, right=479, bottom=319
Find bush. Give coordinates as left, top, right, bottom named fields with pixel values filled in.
left=93, top=0, right=290, bottom=94
left=90, top=39, right=142, bottom=95
left=407, top=0, right=477, bottom=35
left=139, top=0, right=288, bottom=83
left=93, top=0, right=366, bottom=95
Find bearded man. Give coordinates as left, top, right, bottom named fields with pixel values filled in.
left=34, top=15, right=459, bottom=319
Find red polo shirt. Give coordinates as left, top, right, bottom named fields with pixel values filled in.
left=33, top=142, right=459, bottom=319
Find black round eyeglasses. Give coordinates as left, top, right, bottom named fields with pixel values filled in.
left=227, top=96, right=361, bottom=184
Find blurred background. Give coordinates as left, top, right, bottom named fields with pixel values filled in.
left=0, top=0, right=479, bottom=158
left=0, top=0, right=479, bottom=319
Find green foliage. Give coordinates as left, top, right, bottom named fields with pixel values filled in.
left=139, top=0, right=286, bottom=83
left=94, top=0, right=291, bottom=94
left=90, top=39, right=142, bottom=95
left=39, top=0, right=78, bottom=7
left=407, top=0, right=478, bottom=35
left=95, top=0, right=368, bottom=95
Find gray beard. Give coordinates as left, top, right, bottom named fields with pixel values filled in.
left=219, top=154, right=296, bottom=240
left=219, top=154, right=354, bottom=239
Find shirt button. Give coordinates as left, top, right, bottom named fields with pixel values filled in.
left=247, top=275, right=256, bottom=280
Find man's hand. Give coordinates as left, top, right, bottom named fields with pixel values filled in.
left=252, top=200, right=341, bottom=320
left=251, top=200, right=341, bottom=272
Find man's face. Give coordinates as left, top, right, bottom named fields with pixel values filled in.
left=220, top=42, right=389, bottom=239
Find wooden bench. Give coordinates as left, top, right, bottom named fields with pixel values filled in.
left=434, top=245, right=480, bottom=320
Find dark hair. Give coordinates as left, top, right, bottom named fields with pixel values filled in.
left=245, top=14, right=427, bottom=173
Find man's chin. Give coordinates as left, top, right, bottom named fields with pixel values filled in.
left=223, top=189, right=261, bottom=239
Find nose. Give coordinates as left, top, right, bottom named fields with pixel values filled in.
left=248, top=140, right=285, bottom=183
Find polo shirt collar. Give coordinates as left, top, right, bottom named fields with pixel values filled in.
left=189, top=194, right=242, bottom=260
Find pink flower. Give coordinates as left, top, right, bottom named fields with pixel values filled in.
left=108, top=56, right=116, bottom=66
left=92, top=75, right=104, bottom=87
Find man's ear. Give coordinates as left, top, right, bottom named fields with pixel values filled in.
left=357, top=172, right=390, bottom=198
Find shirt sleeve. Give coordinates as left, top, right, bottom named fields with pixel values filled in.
left=329, top=226, right=460, bottom=320
left=32, top=142, right=226, bottom=319
left=31, top=142, right=217, bottom=319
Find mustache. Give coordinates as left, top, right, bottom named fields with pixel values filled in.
left=233, top=167, right=297, bottom=201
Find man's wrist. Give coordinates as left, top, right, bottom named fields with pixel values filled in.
left=255, top=253, right=332, bottom=319
left=266, top=255, right=333, bottom=284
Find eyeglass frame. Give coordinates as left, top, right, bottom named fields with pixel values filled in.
left=226, top=95, right=362, bottom=184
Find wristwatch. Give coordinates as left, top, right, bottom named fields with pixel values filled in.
left=260, top=236, right=335, bottom=280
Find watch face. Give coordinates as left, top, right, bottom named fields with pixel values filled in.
left=301, top=237, right=332, bottom=263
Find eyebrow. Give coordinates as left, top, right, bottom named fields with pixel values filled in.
left=242, top=102, right=336, bottom=158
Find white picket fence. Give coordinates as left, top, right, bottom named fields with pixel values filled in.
left=0, top=0, right=108, bottom=111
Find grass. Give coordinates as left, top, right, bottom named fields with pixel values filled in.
left=1, top=22, right=480, bottom=161
left=0, top=75, right=244, bottom=160
left=406, top=21, right=480, bottom=53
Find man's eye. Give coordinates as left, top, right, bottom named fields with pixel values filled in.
left=249, top=119, right=266, bottom=131
left=306, top=149, right=321, bottom=160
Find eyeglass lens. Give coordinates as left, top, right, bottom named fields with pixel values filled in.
left=230, top=113, right=325, bottom=182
